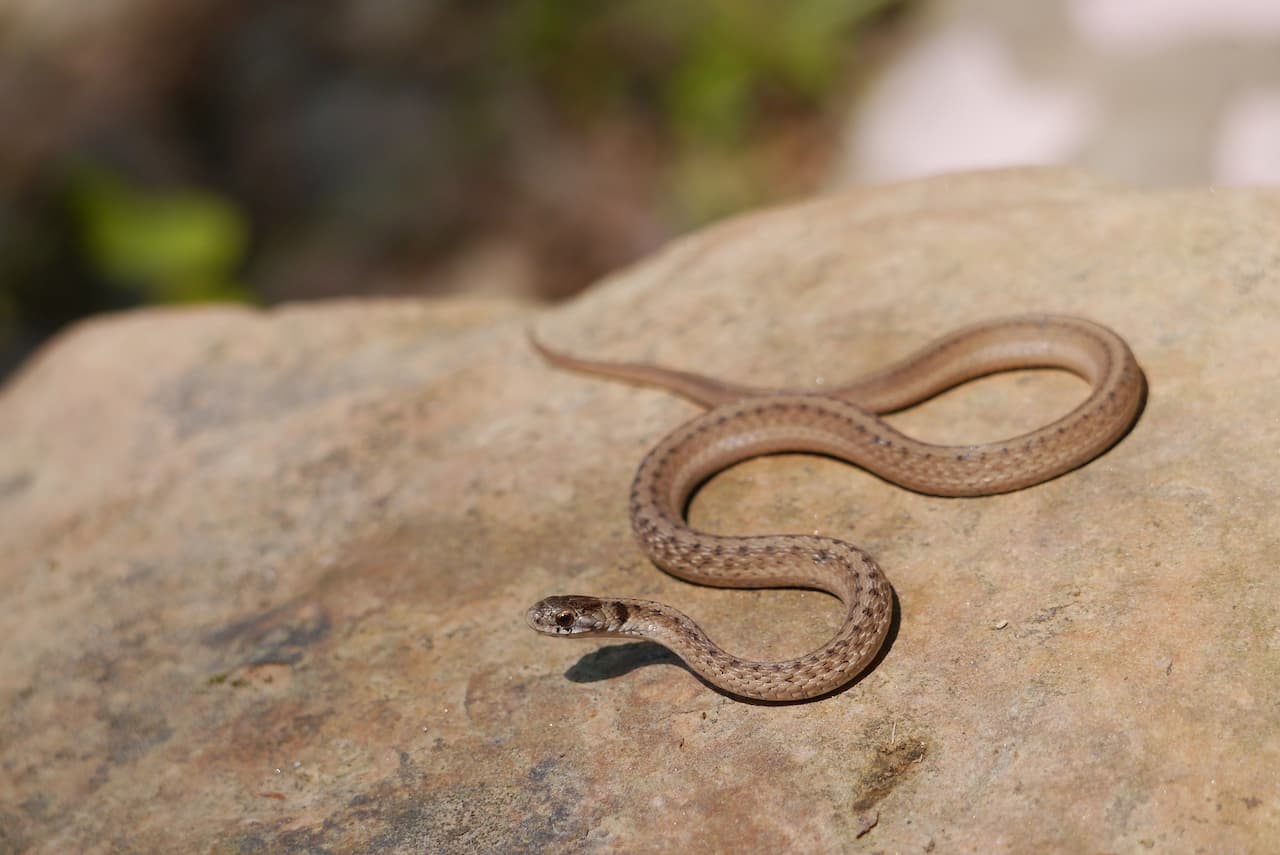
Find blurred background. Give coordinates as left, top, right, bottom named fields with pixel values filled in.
left=2, top=0, right=1279, bottom=379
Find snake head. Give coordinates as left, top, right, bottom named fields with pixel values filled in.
left=526, top=595, right=620, bottom=636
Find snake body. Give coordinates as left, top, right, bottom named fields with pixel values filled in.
left=526, top=315, right=1145, bottom=701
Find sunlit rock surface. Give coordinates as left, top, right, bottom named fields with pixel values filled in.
left=2, top=169, right=1278, bottom=851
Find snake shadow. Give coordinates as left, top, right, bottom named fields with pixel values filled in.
left=563, top=588, right=902, bottom=706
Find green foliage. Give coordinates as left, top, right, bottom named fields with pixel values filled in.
left=69, top=166, right=252, bottom=304
left=506, top=0, right=901, bottom=222
left=509, top=0, right=897, bottom=137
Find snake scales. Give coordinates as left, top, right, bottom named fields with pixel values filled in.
left=526, top=315, right=1145, bottom=701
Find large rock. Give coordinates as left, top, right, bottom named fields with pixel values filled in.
left=2, top=169, right=1277, bottom=851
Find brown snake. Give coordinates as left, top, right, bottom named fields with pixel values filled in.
left=526, top=315, right=1145, bottom=701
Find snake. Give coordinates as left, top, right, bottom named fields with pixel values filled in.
left=525, top=315, right=1145, bottom=701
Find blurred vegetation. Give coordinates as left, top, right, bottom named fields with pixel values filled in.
left=72, top=167, right=252, bottom=305
left=509, top=0, right=900, bottom=222
left=0, top=0, right=907, bottom=378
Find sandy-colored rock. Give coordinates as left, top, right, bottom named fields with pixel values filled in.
left=2, top=168, right=1279, bottom=852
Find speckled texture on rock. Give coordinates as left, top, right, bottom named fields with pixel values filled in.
left=2, top=169, right=1279, bottom=852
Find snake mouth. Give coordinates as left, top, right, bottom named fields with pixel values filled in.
left=524, top=604, right=545, bottom=632
left=525, top=601, right=564, bottom=634
left=527, top=596, right=580, bottom=635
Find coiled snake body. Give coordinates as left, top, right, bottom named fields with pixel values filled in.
left=526, top=315, right=1144, bottom=701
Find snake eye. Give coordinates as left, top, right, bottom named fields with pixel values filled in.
left=554, top=610, right=575, bottom=628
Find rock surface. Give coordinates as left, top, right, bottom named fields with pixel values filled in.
left=2, top=169, right=1279, bottom=852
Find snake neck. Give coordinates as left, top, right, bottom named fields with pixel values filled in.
left=612, top=584, right=891, bottom=702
